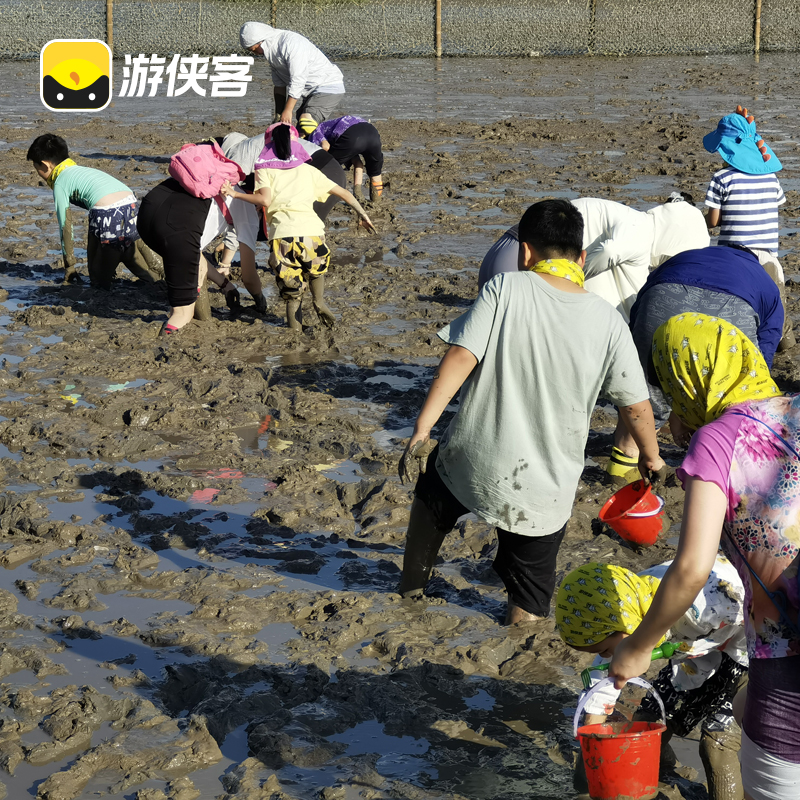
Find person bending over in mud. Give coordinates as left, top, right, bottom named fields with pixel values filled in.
left=221, top=123, right=375, bottom=331
left=239, top=21, right=345, bottom=136
left=608, top=244, right=783, bottom=483
left=478, top=194, right=708, bottom=321
left=27, top=133, right=159, bottom=287
left=307, top=115, right=385, bottom=201
left=397, top=199, right=664, bottom=625
left=137, top=164, right=243, bottom=335
left=213, top=131, right=346, bottom=300
left=557, top=560, right=747, bottom=800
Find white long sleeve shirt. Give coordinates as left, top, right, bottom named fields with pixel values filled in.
left=260, top=28, right=344, bottom=100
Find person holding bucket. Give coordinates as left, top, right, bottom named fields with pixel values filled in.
left=556, top=560, right=748, bottom=799
left=609, top=312, right=800, bottom=800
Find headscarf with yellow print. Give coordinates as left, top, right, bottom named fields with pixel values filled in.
left=651, top=312, right=781, bottom=431
left=555, top=563, right=664, bottom=647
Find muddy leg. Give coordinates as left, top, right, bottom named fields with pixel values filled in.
left=700, top=724, right=744, bottom=800
left=398, top=498, right=449, bottom=597
left=762, top=259, right=796, bottom=350
left=121, top=241, right=157, bottom=283
left=87, top=233, right=121, bottom=289
left=309, top=274, right=336, bottom=327
left=286, top=299, right=302, bottom=330
left=193, top=255, right=212, bottom=321
left=239, top=243, right=266, bottom=311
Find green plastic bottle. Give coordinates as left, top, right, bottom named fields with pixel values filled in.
left=580, top=641, right=680, bottom=689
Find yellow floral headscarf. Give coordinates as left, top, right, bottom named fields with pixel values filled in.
left=47, top=158, right=77, bottom=189
left=529, top=258, right=584, bottom=287
left=555, top=563, right=663, bottom=647
left=652, top=312, right=781, bottom=431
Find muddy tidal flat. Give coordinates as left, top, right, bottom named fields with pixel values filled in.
left=0, top=54, right=799, bottom=800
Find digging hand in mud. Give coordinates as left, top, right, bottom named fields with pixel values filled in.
left=399, top=435, right=437, bottom=485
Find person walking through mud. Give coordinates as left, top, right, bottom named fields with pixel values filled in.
left=704, top=106, right=795, bottom=351
left=220, top=123, right=376, bottom=331
left=478, top=194, right=709, bottom=320
left=608, top=312, right=800, bottom=800
left=307, top=116, right=385, bottom=201
left=557, top=559, right=748, bottom=800
left=608, top=244, right=784, bottom=483
left=137, top=173, right=242, bottom=335
left=213, top=131, right=347, bottom=304
left=27, top=133, right=160, bottom=287
left=397, top=199, right=665, bottom=625
left=239, top=21, right=345, bottom=137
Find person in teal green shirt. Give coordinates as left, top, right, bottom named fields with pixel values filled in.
left=27, top=133, right=159, bottom=287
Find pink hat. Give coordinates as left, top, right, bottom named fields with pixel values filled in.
left=255, top=123, right=311, bottom=170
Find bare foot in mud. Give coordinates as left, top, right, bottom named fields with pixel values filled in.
left=505, top=602, right=542, bottom=626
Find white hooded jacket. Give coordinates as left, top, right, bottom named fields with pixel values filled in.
left=240, top=22, right=344, bottom=100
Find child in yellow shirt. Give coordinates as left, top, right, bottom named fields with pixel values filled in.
left=221, top=123, right=375, bottom=330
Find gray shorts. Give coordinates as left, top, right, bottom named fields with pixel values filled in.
left=631, top=283, right=759, bottom=425
left=298, top=92, right=345, bottom=124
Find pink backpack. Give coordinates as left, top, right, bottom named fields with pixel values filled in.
left=169, top=141, right=245, bottom=199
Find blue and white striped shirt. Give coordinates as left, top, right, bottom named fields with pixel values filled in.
left=705, top=167, right=785, bottom=252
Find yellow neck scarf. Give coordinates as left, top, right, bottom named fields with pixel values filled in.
left=529, top=258, right=584, bottom=287
left=555, top=563, right=663, bottom=647
left=47, top=158, right=77, bottom=189
left=652, top=312, right=781, bottom=431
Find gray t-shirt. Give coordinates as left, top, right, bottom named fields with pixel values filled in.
left=435, top=271, right=649, bottom=536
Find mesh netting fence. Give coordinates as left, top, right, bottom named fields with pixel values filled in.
left=0, top=0, right=797, bottom=60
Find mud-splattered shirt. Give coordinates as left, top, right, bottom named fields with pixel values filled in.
left=584, top=555, right=747, bottom=716
left=435, top=271, right=648, bottom=536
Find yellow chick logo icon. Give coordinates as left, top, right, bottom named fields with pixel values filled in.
left=40, top=40, right=112, bottom=112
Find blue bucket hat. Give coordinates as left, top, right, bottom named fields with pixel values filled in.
left=703, top=111, right=782, bottom=175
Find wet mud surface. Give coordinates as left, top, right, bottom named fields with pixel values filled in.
left=0, top=54, right=799, bottom=798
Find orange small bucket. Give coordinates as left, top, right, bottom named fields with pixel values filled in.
left=574, top=677, right=667, bottom=800
left=599, top=481, right=664, bottom=547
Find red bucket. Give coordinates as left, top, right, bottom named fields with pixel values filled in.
left=573, top=677, right=667, bottom=800
left=578, top=720, right=666, bottom=800
left=599, top=481, right=664, bottom=547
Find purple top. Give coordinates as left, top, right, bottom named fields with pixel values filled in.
left=677, top=412, right=742, bottom=513
left=310, top=115, right=366, bottom=147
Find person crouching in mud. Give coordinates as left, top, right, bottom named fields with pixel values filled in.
left=397, top=199, right=664, bottom=624
left=556, top=561, right=748, bottom=800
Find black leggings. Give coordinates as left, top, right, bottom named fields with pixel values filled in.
left=310, top=150, right=346, bottom=222
left=137, top=179, right=211, bottom=308
left=328, top=122, right=384, bottom=178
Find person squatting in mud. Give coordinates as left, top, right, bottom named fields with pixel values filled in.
left=557, top=560, right=748, bottom=800
left=608, top=243, right=784, bottom=483
left=220, top=123, right=376, bottom=331
left=609, top=312, right=800, bottom=800
left=136, top=154, right=246, bottom=334
left=26, top=133, right=160, bottom=288
left=397, top=199, right=665, bottom=625
left=213, top=130, right=347, bottom=297
left=239, top=21, right=345, bottom=136
left=306, top=115, right=385, bottom=201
